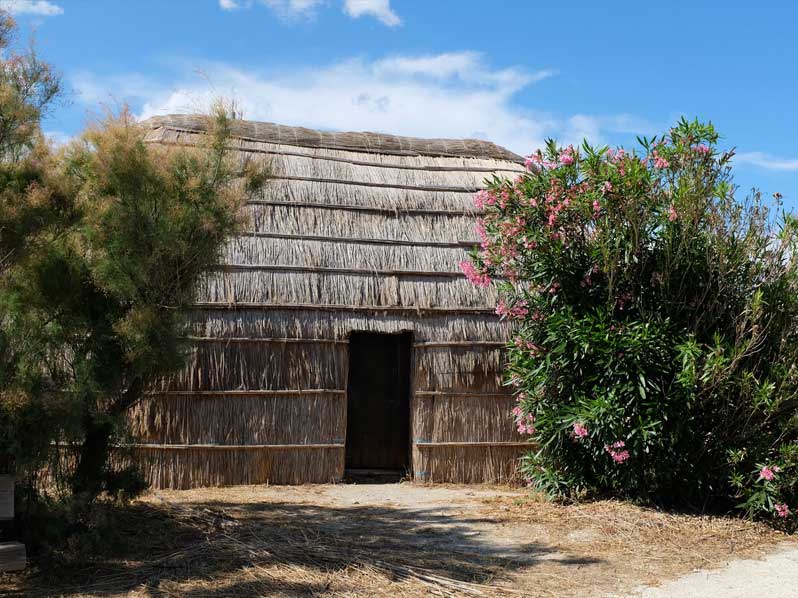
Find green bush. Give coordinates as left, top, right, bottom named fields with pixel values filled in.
left=463, top=118, right=798, bottom=525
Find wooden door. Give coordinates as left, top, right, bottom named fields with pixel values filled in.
left=345, top=332, right=411, bottom=472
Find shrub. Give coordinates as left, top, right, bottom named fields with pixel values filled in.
left=0, top=13, right=267, bottom=523
left=464, top=118, right=798, bottom=526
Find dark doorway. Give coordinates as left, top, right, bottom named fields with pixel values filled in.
left=345, top=332, right=412, bottom=478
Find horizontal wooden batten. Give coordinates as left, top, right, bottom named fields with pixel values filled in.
left=190, top=303, right=497, bottom=315
left=212, top=263, right=464, bottom=278
left=413, top=442, right=531, bottom=448
left=238, top=231, right=477, bottom=249
left=185, top=336, right=348, bottom=344
left=147, top=389, right=347, bottom=397
left=149, top=138, right=524, bottom=173
left=414, top=390, right=511, bottom=398
left=414, top=342, right=506, bottom=349
left=246, top=200, right=478, bottom=218
left=269, top=174, right=481, bottom=194
left=132, top=443, right=345, bottom=450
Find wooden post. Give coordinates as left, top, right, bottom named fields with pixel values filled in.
left=0, top=475, right=26, bottom=573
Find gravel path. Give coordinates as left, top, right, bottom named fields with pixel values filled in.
left=628, top=545, right=798, bottom=597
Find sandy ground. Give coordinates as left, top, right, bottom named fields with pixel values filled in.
left=626, top=546, right=798, bottom=597
left=5, top=482, right=794, bottom=597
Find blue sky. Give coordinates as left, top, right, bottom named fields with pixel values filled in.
left=4, top=0, right=798, bottom=207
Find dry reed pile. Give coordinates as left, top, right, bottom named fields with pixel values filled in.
left=9, top=485, right=790, bottom=598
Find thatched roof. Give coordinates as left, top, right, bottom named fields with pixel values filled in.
left=141, top=115, right=525, bottom=314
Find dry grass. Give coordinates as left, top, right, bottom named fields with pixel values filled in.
left=478, top=493, right=789, bottom=596
left=5, top=484, right=792, bottom=598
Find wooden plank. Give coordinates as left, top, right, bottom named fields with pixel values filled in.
left=0, top=475, right=12, bottom=521
left=0, top=542, right=25, bottom=573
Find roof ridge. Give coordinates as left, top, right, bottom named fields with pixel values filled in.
left=140, top=114, right=524, bottom=163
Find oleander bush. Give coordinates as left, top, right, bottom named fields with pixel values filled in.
left=463, top=118, right=798, bottom=526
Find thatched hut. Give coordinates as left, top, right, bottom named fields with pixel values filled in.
left=129, top=115, right=529, bottom=489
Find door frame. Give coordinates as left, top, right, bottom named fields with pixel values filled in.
left=344, top=330, right=414, bottom=475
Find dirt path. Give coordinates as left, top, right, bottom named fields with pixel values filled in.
left=6, top=483, right=792, bottom=597
left=626, top=545, right=798, bottom=597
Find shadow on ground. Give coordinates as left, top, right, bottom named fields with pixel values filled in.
left=8, top=495, right=602, bottom=597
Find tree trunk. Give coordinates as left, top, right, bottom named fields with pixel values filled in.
left=71, top=414, right=113, bottom=499
left=71, top=377, right=143, bottom=499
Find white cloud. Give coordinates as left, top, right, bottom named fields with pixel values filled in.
left=218, top=0, right=401, bottom=26
left=735, top=151, right=798, bottom=172
left=0, top=0, right=63, bottom=16
left=343, top=0, right=400, bottom=27
left=260, top=0, right=324, bottom=20
left=70, top=52, right=658, bottom=156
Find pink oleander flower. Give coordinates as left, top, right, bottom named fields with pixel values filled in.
left=474, top=189, right=496, bottom=210
left=592, top=199, right=601, bottom=215
left=693, top=144, right=710, bottom=154
left=775, top=503, right=790, bottom=518
left=496, top=298, right=529, bottom=320
left=602, top=181, right=613, bottom=193
left=668, top=204, right=678, bottom=222
left=605, top=440, right=630, bottom=464
left=572, top=422, right=588, bottom=439
left=515, top=411, right=536, bottom=435
left=525, top=152, right=544, bottom=170
left=759, top=466, right=777, bottom=481
left=459, top=260, right=492, bottom=287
